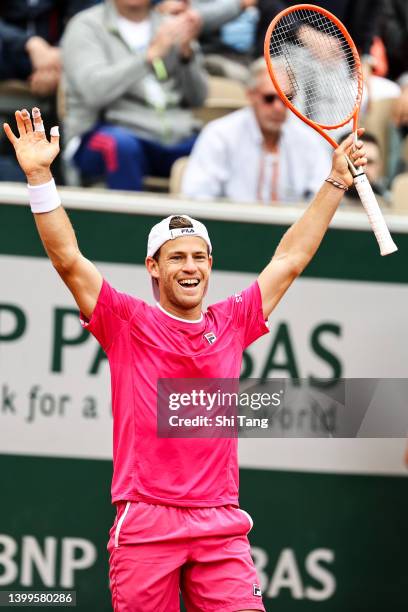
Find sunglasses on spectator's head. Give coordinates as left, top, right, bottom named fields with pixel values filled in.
left=261, top=92, right=295, bottom=104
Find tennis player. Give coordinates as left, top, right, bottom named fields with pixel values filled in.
left=4, top=108, right=367, bottom=612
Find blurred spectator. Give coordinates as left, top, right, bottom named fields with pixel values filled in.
left=0, top=2, right=96, bottom=183
left=157, top=0, right=251, bottom=29
left=182, top=57, right=331, bottom=203
left=0, top=1, right=97, bottom=95
left=61, top=0, right=207, bottom=191
left=157, top=1, right=257, bottom=35
left=380, top=0, right=408, bottom=84
left=380, top=1, right=408, bottom=140
left=157, top=1, right=259, bottom=82
left=342, top=132, right=390, bottom=208
left=197, top=0, right=259, bottom=82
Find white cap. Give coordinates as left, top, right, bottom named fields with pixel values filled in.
left=146, top=215, right=212, bottom=300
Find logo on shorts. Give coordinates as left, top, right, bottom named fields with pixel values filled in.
left=253, top=584, right=262, bottom=597
left=204, top=331, right=217, bottom=345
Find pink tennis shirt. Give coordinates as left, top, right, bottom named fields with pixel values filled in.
left=81, top=279, right=269, bottom=507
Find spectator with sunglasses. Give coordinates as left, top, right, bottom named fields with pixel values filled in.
left=182, top=57, right=331, bottom=204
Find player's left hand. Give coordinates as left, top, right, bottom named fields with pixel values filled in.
left=3, top=107, right=60, bottom=183
left=331, top=128, right=367, bottom=187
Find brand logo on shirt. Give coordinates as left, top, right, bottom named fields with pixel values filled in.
left=235, top=293, right=243, bottom=303
left=253, top=584, right=262, bottom=597
left=204, top=332, right=217, bottom=345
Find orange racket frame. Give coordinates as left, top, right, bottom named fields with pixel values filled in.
left=263, top=3, right=398, bottom=256
left=263, top=3, right=364, bottom=148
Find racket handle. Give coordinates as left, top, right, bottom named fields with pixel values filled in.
left=353, top=174, right=398, bottom=256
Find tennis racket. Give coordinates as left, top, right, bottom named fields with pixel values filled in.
left=264, top=3, right=397, bottom=256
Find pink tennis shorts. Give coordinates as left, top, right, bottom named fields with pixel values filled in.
left=108, top=501, right=266, bottom=612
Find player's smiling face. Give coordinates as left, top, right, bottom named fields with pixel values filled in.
left=147, top=236, right=212, bottom=317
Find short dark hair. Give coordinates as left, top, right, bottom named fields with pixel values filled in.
left=153, top=216, right=194, bottom=261
left=169, top=216, right=194, bottom=230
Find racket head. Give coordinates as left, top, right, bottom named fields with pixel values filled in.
left=264, top=3, right=364, bottom=148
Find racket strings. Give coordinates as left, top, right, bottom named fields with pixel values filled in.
left=271, top=10, right=356, bottom=67
left=268, top=8, right=360, bottom=127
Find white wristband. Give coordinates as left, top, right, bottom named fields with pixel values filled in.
left=28, top=178, right=61, bottom=214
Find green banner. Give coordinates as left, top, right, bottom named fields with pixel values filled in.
left=0, top=203, right=407, bottom=282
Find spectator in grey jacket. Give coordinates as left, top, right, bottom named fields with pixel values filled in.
left=61, top=0, right=207, bottom=191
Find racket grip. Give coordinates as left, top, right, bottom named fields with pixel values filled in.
left=353, top=174, right=398, bottom=256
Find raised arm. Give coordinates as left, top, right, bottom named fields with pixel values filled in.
left=3, top=108, right=102, bottom=319
left=258, top=130, right=367, bottom=319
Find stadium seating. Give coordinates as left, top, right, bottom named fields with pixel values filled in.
left=169, top=156, right=189, bottom=194
left=193, top=76, right=247, bottom=124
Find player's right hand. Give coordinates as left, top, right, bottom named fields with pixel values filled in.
left=3, top=108, right=60, bottom=183
left=331, top=128, right=367, bottom=187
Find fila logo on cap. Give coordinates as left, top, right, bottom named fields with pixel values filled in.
left=204, top=332, right=217, bottom=345
left=253, top=584, right=262, bottom=597
left=180, top=228, right=195, bottom=234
